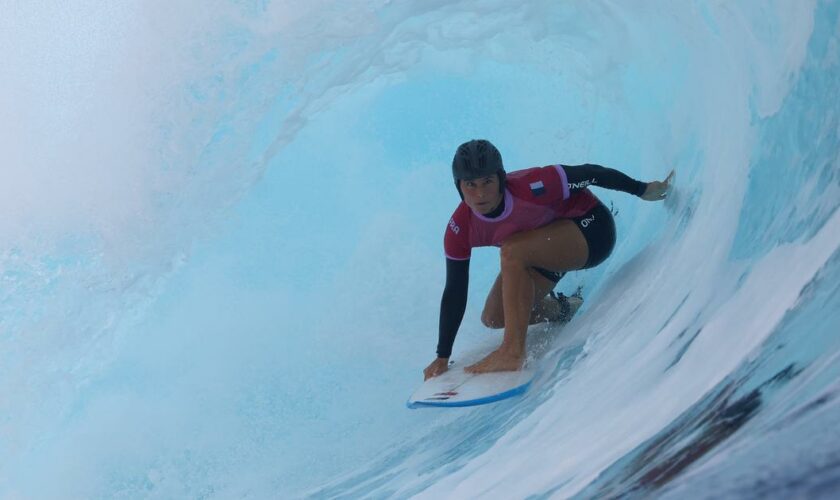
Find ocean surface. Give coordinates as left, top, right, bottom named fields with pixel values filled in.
left=2, top=1, right=839, bottom=498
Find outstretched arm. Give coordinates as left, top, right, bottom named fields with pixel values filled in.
left=424, top=258, right=469, bottom=380
left=564, top=164, right=674, bottom=201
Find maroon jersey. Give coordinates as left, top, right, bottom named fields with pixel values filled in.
left=444, top=165, right=599, bottom=260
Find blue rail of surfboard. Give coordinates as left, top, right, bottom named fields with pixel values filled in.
left=406, top=380, right=532, bottom=409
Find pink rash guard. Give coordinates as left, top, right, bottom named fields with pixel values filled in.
left=444, top=165, right=599, bottom=260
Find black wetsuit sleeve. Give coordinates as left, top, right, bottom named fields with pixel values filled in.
left=564, top=163, right=648, bottom=197
left=437, top=258, right=469, bottom=358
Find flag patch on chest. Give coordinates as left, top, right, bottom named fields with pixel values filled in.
left=530, top=181, right=546, bottom=196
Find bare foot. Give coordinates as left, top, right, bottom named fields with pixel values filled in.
left=465, top=348, right=524, bottom=374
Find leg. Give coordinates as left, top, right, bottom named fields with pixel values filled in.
left=481, top=272, right=561, bottom=329
left=467, top=218, right=588, bottom=373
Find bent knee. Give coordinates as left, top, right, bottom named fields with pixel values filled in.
left=499, top=239, right=528, bottom=267
left=481, top=309, right=504, bottom=329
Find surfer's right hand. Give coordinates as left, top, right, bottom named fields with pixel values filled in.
left=424, top=358, right=449, bottom=381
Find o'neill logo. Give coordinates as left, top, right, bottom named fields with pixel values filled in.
left=569, top=178, right=597, bottom=190
left=580, top=214, right=596, bottom=228
left=448, top=218, right=460, bottom=234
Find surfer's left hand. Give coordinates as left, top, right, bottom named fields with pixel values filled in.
left=641, top=170, right=675, bottom=201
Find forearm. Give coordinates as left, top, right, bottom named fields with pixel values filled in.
left=436, top=258, right=469, bottom=358
left=437, top=286, right=467, bottom=358
left=564, top=163, right=647, bottom=196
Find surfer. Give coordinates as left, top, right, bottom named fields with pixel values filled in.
left=424, top=139, right=673, bottom=381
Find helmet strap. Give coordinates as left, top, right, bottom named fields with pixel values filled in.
left=455, top=180, right=464, bottom=200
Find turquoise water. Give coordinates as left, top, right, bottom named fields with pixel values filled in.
left=1, top=1, right=838, bottom=498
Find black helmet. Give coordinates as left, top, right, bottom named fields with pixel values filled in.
left=451, top=139, right=506, bottom=199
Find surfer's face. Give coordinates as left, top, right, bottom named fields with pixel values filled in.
left=460, top=175, right=503, bottom=214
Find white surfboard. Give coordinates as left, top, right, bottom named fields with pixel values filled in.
left=408, top=291, right=586, bottom=409
left=407, top=361, right=536, bottom=408
left=408, top=291, right=585, bottom=409
left=407, top=314, right=580, bottom=408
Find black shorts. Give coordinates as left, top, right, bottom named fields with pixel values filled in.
left=533, top=202, right=617, bottom=283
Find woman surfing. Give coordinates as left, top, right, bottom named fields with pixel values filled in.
left=424, top=139, right=673, bottom=380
